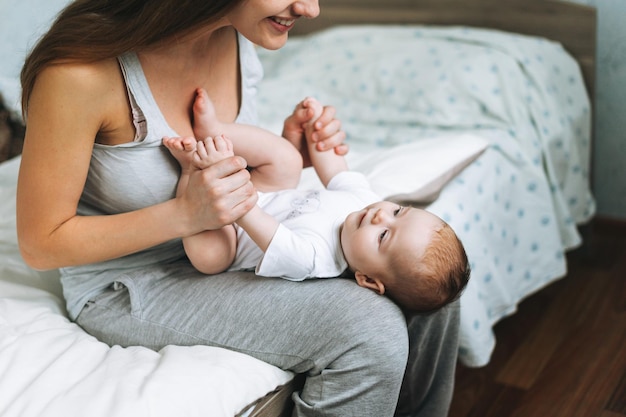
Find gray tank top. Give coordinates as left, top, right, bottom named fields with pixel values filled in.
left=61, top=33, right=264, bottom=320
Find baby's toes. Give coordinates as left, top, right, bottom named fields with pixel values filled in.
left=181, top=137, right=198, bottom=152
left=213, top=135, right=235, bottom=157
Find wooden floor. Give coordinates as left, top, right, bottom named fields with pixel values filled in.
left=449, top=221, right=626, bottom=417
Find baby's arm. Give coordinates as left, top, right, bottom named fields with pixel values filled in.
left=235, top=99, right=334, bottom=251
left=236, top=205, right=280, bottom=252
left=193, top=88, right=302, bottom=192
left=303, top=98, right=349, bottom=187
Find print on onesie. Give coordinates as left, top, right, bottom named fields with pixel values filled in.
left=286, top=190, right=321, bottom=220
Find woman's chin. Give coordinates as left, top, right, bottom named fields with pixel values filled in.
left=259, top=36, right=289, bottom=51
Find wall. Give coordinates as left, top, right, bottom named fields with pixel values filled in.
left=566, top=0, right=626, bottom=220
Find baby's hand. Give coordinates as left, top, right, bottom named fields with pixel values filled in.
left=193, top=134, right=235, bottom=169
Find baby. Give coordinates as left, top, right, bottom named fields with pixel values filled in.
left=163, top=89, right=470, bottom=312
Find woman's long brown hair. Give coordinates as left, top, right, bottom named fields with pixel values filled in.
left=20, top=0, right=241, bottom=118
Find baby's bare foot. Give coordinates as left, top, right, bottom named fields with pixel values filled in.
left=163, top=136, right=198, bottom=171
left=193, top=134, right=235, bottom=169
left=192, top=88, right=221, bottom=141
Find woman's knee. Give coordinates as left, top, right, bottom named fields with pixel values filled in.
left=364, top=305, right=409, bottom=371
left=336, top=295, right=409, bottom=374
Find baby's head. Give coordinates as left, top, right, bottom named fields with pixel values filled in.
left=340, top=201, right=470, bottom=313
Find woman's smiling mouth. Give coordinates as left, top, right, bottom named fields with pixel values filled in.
left=270, top=16, right=295, bottom=28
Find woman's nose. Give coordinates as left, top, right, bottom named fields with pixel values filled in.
left=292, top=0, right=320, bottom=19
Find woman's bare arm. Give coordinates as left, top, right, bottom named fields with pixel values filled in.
left=17, top=61, right=255, bottom=270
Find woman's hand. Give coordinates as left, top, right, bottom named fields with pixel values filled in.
left=179, top=155, right=258, bottom=234
left=282, top=98, right=348, bottom=167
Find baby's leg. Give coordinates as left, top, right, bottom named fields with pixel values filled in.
left=163, top=135, right=238, bottom=275
left=183, top=223, right=237, bottom=276
left=241, top=133, right=303, bottom=192
left=192, top=88, right=302, bottom=192
left=192, top=88, right=223, bottom=142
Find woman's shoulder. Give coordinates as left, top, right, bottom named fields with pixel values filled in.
left=30, top=58, right=131, bottom=143
left=37, top=58, right=121, bottom=94
left=33, top=58, right=127, bottom=120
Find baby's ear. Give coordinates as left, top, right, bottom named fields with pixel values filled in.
left=354, top=272, right=386, bottom=295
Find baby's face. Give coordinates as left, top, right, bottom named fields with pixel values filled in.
left=340, top=201, right=443, bottom=280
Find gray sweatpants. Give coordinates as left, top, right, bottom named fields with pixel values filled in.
left=76, top=261, right=459, bottom=417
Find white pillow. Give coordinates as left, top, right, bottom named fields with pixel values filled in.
left=298, top=133, right=488, bottom=204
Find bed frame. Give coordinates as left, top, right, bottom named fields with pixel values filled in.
left=245, top=1, right=597, bottom=416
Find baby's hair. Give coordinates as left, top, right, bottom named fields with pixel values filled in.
left=388, top=222, right=470, bottom=313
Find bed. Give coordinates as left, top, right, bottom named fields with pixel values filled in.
left=0, top=0, right=596, bottom=416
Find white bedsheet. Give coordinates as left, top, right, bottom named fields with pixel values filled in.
left=0, top=156, right=294, bottom=417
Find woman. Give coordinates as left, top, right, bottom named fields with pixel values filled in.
left=17, top=1, right=460, bottom=416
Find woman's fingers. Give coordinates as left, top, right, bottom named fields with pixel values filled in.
left=184, top=155, right=256, bottom=229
